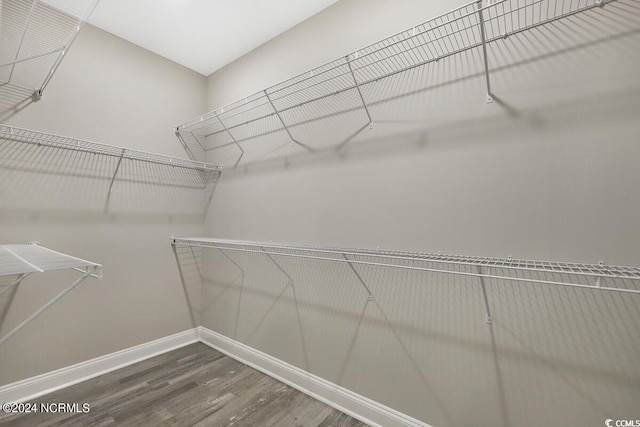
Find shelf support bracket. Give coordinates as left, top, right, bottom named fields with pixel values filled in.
left=212, top=243, right=246, bottom=340
left=261, top=247, right=294, bottom=287
left=342, top=253, right=374, bottom=301
left=346, top=56, right=374, bottom=130
left=214, top=112, right=244, bottom=169
left=0, top=272, right=32, bottom=297
left=170, top=241, right=198, bottom=327
left=477, top=0, right=494, bottom=104
left=0, top=267, right=98, bottom=347
left=213, top=243, right=245, bottom=277
left=595, top=260, right=605, bottom=288
left=175, top=129, right=204, bottom=162
left=32, top=90, right=43, bottom=103
left=261, top=247, right=309, bottom=370
left=264, top=90, right=314, bottom=152
left=108, top=149, right=126, bottom=194
left=478, top=266, right=493, bottom=324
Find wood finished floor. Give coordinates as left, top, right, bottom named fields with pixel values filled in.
left=0, top=343, right=367, bottom=426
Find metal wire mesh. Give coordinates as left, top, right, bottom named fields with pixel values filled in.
left=177, top=0, right=634, bottom=167
left=0, top=125, right=223, bottom=212
left=0, top=125, right=221, bottom=172
left=172, top=238, right=640, bottom=294
left=0, top=243, right=101, bottom=276
left=0, top=0, right=99, bottom=91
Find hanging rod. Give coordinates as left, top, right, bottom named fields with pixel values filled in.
left=175, top=0, right=623, bottom=163
left=0, top=125, right=222, bottom=172
left=171, top=237, right=640, bottom=295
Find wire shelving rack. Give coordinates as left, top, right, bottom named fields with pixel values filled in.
left=176, top=0, right=638, bottom=167
left=0, top=0, right=100, bottom=119
left=0, top=125, right=223, bottom=209
left=0, top=242, right=102, bottom=346
left=172, top=237, right=640, bottom=324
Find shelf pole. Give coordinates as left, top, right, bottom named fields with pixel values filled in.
left=264, top=90, right=314, bottom=152
left=214, top=112, right=244, bottom=169
left=346, top=56, right=374, bottom=129
left=0, top=267, right=97, bottom=346
left=478, top=266, right=493, bottom=324
left=108, top=149, right=126, bottom=194
left=261, top=247, right=294, bottom=287
left=476, top=0, right=494, bottom=104
left=342, top=253, right=374, bottom=301
left=0, top=273, right=31, bottom=297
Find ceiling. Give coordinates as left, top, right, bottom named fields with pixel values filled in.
left=87, top=0, right=339, bottom=76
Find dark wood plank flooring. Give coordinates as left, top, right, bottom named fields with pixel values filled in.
left=0, top=343, right=366, bottom=426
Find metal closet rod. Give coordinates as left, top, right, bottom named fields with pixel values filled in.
left=178, top=0, right=616, bottom=133
left=171, top=237, right=640, bottom=295
left=0, top=125, right=222, bottom=172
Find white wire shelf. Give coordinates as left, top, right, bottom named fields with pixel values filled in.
left=171, top=237, right=640, bottom=296
left=0, top=0, right=100, bottom=119
left=0, top=242, right=101, bottom=346
left=0, top=126, right=222, bottom=171
left=0, top=242, right=101, bottom=277
left=176, top=0, right=638, bottom=166
left=0, top=125, right=223, bottom=209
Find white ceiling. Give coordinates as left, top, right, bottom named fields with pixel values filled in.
left=86, top=0, right=339, bottom=76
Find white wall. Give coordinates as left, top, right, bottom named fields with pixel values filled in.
left=202, top=1, right=640, bottom=426
left=0, top=24, right=206, bottom=385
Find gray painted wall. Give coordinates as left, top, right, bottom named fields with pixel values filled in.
left=0, top=25, right=206, bottom=385
left=202, top=1, right=640, bottom=426
left=0, top=1, right=638, bottom=426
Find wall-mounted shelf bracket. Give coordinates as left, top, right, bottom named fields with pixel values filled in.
left=0, top=273, right=33, bottom=298
left=214, top=111, right=245, bottom=169
left=261, top=246, right=294, bottom=287
left=32, top=90, right=43, bottom=103
left=477, top=0, right=494, bottom=104
left=342, top=253, right=374, bottom=302
left=477, top=266, right=493, bottom=324
left=108, top=149, right=126, bottom=194
left=346, top=55, right=374, bottom=130
left=596, top=260, right=605, bottom=287
left=213, top=243, right=245, bottom=277
left=264, top=91, right=314, bottom=152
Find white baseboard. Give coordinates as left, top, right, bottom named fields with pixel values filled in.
left=0, top=327, right=429, bottom=427
left=0, top=328, right=199, bottom=404
left=197, top=326, right=431, bottom=427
